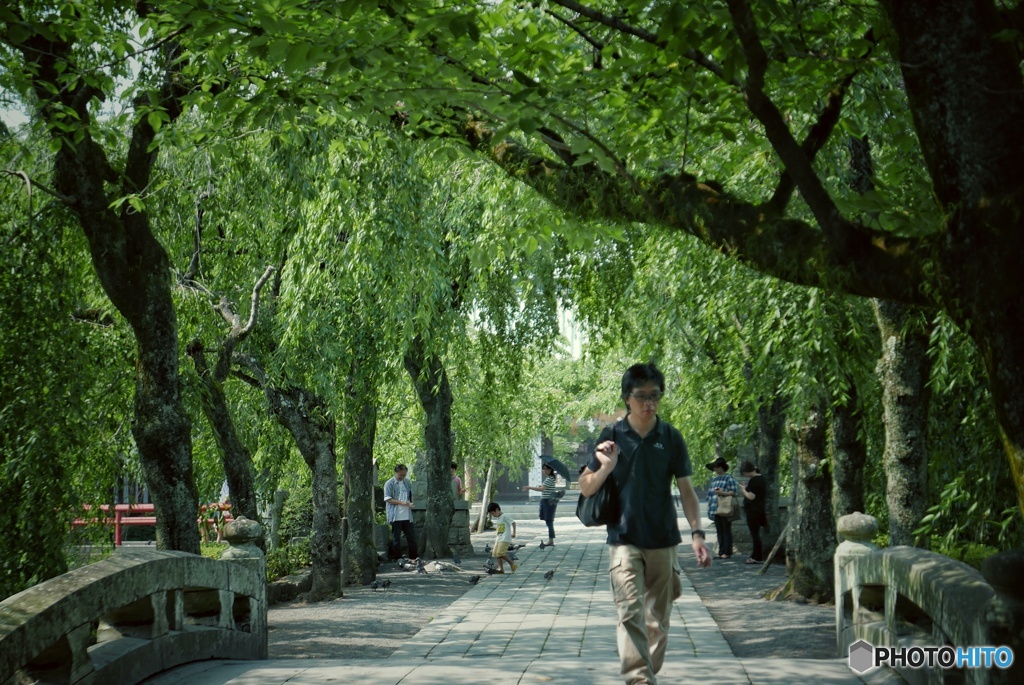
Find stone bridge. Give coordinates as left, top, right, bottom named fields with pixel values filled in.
left=0, top=517, right=266, bottom=685
left=835, top=512, right=1024, bottom=685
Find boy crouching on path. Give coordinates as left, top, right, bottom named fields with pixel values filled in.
left=488, top=502, right=518, bottom=573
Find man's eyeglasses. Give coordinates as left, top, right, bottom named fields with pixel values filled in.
left=630, top=392, right=663, bottom=404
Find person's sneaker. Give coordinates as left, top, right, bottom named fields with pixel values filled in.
left=511, top=561, right=520, bottom=573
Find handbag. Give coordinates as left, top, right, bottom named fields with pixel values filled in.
left=576, top=476, right=621, bottom=526
left=717, top=492, right=735, bottom=517
left=576, top=424, right=634, bottom=527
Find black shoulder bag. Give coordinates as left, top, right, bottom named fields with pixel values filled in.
left=576, top=425, right=635, bottom=527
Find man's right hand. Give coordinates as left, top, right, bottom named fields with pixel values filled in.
left=594, top=440, right=619, bottom=471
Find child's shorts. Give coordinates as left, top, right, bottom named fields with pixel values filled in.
left=492, top=541, right=510, bottom=557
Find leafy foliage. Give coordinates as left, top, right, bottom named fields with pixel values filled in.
left=265, top=538, right=313, bottom=581
left=0, top=131, right=137, bottom=597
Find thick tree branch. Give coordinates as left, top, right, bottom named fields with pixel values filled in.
left=209, top=265, right=275, bottom=381
left=550, top=0, right=733, bottom=83
left=462, top=118, right=929, bottom=306
left=726, top=0, right=852, bottom=243
left=182, top=190, right=209, bottom=284
left=232, top=353, right=268, bottom=387
left=544, top=7, right=605, bottom=53
left=766, top=70, right=857, bottom=216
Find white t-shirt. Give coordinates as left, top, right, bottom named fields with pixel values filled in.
left=384, top=477, right=412, bottom=523
left=492, top=513, right=515, bottom=543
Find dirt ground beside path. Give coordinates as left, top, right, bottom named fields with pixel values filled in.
left=680, top=554, right=837, bottom=659
left=268, top=531, right=839, bottom=662
left=268, top=555, right=483, bottom=659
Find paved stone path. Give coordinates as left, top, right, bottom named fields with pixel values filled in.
left=145, top=515, right=902, bottom=685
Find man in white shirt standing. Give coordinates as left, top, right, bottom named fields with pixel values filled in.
left=384, top=464, right=418, bottom=560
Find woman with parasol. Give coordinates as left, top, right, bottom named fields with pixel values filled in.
left=523, top=456, right=569, bottom=547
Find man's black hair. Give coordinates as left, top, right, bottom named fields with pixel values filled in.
left=620, top=362, right=666, bottom=401
left=394, top=464, right=407, bottom=472
left=450, top=462, right=458, bottom=469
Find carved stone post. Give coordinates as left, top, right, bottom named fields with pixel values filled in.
left=981, top=549, right=1024, bottom=685
left=220, top=516, right=267, bottom=658
left=835, top=512, right=879, bottom=656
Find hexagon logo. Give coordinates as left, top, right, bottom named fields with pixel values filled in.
left=848, top=639, right=875, bottom=673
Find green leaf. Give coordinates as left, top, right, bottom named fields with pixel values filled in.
left=512, top=70, right=537, bottom=88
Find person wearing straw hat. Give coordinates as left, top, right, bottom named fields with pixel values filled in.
left=705, top=456, right=738, bottom=559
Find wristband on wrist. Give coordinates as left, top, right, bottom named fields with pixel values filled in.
left=691, top=529, right=706, bottom=540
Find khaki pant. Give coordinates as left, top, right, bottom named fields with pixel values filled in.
left=608, top=544, right=682, bottom=685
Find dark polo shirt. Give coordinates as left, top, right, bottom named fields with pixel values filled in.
left=586, top=417, right=692, bottom=548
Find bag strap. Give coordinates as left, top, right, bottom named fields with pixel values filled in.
left=611, top=422, right=640, bottom=489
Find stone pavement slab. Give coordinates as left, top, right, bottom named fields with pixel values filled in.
left=145, top=516, right=901, bottom=685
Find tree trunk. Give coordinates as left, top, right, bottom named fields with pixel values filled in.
left=830, top=381, right=867, bottom=519
left=268, top=490, right=288, bottom=551
left=476, top=461, right=496, bottom=534
left=463, top=460, right=474, bottom=503
left=187, top=341, right=262, bottom=547
left=786, top=402, right=836, bottom=602
left=343, top=398, right=378, bottom=586
left=266, top=385, right=342, bottom=600
left=879, top=1, right=1024, bottom=516
left=404, top=337, right=454, bottom=559
left=756, top=393, right=786, bottom=550
left=16, top=31, right=199, bottom=553
left=873, top=299, right=934, bottom=547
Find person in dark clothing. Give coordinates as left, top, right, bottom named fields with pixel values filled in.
left=738, top=460, right=768, bottom=564
left=579, top=362, right=711, bottom=685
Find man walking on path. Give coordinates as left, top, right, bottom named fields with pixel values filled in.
left=579, top=362, right=711, bottom=685
left=384, top=464, right=418, bottom=560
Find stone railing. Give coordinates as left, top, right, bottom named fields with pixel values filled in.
left=0, top=516, right=267, bottom=685
left=835, top=512, right=1024, bottom=685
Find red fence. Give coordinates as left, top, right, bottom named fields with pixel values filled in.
left=72, top=503, right=232, bottom=546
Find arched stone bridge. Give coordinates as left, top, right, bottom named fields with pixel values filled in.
left=0, top=518, right=266, bottom=685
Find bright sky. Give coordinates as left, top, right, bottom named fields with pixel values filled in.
left=1, top=109, right=29, bottom=127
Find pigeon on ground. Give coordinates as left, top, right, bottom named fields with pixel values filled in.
left=506, top=551, right=518, bottom=561
left=433, top=561, right=446, bottom=572
left=539, top=542, right=546, bottom=549
left=370, top=581, right=379, bottom=591
left=544, top=570, right=555, bottom=581
left=486, top=567, right=502, bottom=575
left=381, top=579, right=392, bottom=590
left=484, top=544, right=491, bottom=555
left=452, top=550, right=461, bottom=565
left=417, top=560, right=428, bottom=574
left=484, top=558, right=495, bottom=570
left=469, top=575, right=481, bottom=585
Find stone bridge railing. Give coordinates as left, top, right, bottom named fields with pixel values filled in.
left=0, top=516, right=266, bottom=685
left=835, top=512, right=1024, bottom=685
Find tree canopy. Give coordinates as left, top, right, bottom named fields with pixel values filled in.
left=2, top=0, right=1022, bottom=598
